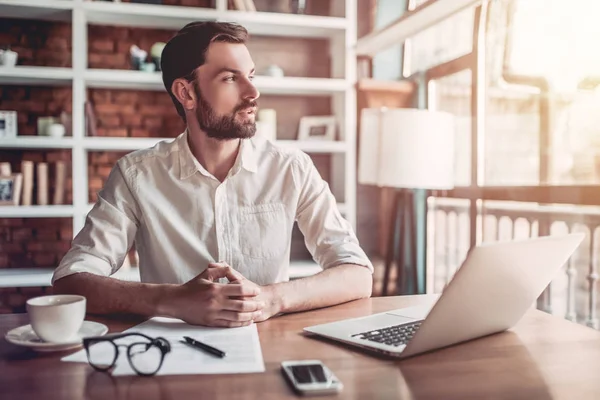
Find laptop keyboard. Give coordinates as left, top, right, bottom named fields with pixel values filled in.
left=351, top=321, right=423, bottom=347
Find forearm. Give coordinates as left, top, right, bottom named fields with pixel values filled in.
left=53, top=272, right=175, bottom=317
left=271, top=264, right=373, bottom=315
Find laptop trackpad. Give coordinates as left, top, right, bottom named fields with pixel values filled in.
left=387, top=304, right=433, bottom=320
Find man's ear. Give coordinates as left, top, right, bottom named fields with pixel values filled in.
left=171, top=78, right=197, bottom=111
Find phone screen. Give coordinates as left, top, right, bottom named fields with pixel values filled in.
left=290, top=364, right=328, bottom=384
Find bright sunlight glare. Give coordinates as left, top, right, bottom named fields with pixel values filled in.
left=508, top=0, right=600, bottom=92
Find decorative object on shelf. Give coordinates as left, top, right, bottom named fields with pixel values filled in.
left=290, top=0, right=306, bottom=14
left=59, top=111, right=72, bottom=136
left=358, top=107, right=455, bottom=295
left=298, top=116, right=336, bottom=141
left=150, top=42, right=166, bottom=71
left=130, top=45, right=148, bottom=71
left=85, top=101, right=98, bottom=137
left=47, top=123, right=66, bottom=138
left=141, top=62, right=156, bottom=72
left=0, top=173, right=23, bottom=206
left=21, top=161, right=33, bottom=206
left=37, top=116, right=59, bottom=137
left=0, top=111, right=17, bottom=138
left=257, top=108, right=277, bottom=142
left=0, top=47, right=18, bottom=67
left=263, top=64, right=284, bottom=77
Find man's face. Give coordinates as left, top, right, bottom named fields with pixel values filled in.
left=192, top=41, right=259, bottom=140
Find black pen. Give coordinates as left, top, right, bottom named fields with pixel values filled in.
left=181, top=336, right=226, bottom=358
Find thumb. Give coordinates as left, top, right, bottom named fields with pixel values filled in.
left=204, top=265, right=245, bottom=282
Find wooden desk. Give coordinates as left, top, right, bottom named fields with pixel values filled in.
left=2, top=295, right=600, bottom=399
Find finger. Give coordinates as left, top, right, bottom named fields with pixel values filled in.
left=218, top=283, right=260, bottom=297
left=222, top=299, right=265, bottom=312
left=216, top=310, right=262, bottom=322
left=204, top=266, right=245, bottom=282
left=207, top=261, right=228, bottom=269
left=211, top=320, right=254, bottom=328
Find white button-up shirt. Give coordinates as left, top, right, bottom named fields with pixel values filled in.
left=53, top=131, right=372, bottom=286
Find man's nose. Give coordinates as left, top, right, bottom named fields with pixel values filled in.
left=243, top=79, right=260, bottom=101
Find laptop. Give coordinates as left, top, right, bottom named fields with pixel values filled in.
left=304, top=233, right=584, bottom=359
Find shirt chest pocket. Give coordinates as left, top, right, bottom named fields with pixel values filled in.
left=239, top=203, right=288, bottom=259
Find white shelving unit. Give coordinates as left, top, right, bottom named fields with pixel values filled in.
left=0, top=0, right=358, bottom=284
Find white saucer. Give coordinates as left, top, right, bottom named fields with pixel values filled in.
left=5, top=321, right=109, bottom=352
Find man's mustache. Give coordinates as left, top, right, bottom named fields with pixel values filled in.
left=234, top=100, right=258, bottom=112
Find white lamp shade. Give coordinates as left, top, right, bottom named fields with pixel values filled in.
left=358, top=108, right=455, bottom=190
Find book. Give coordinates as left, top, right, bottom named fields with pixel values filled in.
left=21, top=161, right=34, bottom=206
left=85, top=101, right=98, bottom=137
left=0, top=162, right=11, bottom=176
left=232, top=0, right=246, bottom=11
left=244, top=0, right=256, bottom=11
left=37, top=162, right=48, bottom=206
left=53, top=161, right=66, bottom=205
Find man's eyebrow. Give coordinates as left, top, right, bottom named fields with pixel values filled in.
left=213, top=67, right=256, bottom=77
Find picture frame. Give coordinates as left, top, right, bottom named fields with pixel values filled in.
left=0, top=111, right=18, bottom=138
left=0, top=173, right=23, bottom=206
left=298, top=116, right=336, bottom=141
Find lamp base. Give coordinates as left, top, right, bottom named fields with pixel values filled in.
left=382, top=189, right=424, bottom=296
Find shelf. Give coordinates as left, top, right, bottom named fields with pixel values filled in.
left=0, top=136, right=347, bottom=153
left=81, top=137, right=347, bottom=153
left=289, top=260, right=323, bottom=279
left=0, top=1, right=347, bottom=39
left=0, top=136, right=74, bottom=149
left=84, top=202, right=346, bottom=216
left=0, top=66, right=73, bottom=86
left=0, top=0, right=72, bottom=23
left=83, top=136, right=175, bottom=151
left=0, top=205, right=74, bottom=218
left=277, top=140, right=347, bottom=153
left=83, top=1, right=219, bottom=30
left=252, top=76, right=348, bottom=96
left=218, top=10, right=348, bottom=39
left=0, top=266, right=141, bottom=288
left=85, top=69, right=348, bottom=96
left=82, top=1, right=346, bottom=38
left=0, top=260, right=322, bottom=288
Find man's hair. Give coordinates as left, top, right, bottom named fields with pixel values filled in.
left=161, top=21, right=249, bottom=121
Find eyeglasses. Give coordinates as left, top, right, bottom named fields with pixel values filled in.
left=83, top=332, right=171, bottom=376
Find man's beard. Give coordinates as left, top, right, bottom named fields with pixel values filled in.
left=194, top=86, right=257, bottom=141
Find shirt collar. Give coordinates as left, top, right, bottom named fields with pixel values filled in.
left=178, top=131, right=258, bottom=180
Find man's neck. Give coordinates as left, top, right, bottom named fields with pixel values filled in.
left=187, top=127, right=241, bottom=182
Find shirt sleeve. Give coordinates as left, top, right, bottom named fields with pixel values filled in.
left=52, top=161, right=141, bottom=284
left=293, top=152, right=373, bottom=273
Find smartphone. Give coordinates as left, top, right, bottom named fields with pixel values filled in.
left=281, top=360, right=343, bottom=396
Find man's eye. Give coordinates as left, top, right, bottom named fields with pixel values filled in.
left=248, top=75, right=255, bottom=81
left=224, top=76, right=235, bottom=82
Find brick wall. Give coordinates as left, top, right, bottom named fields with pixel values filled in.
left=0, top=19, right=71, bottom=67
left=0, top=86, right=72, bottom=136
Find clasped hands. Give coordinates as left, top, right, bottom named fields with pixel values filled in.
left=164, top=262, right=280, bottom=327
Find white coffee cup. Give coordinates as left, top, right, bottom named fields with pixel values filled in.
left=26, top=295, right=86, bottom=343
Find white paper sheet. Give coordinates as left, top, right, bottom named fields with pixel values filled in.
left=62, top=317, right=265, bottom=376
